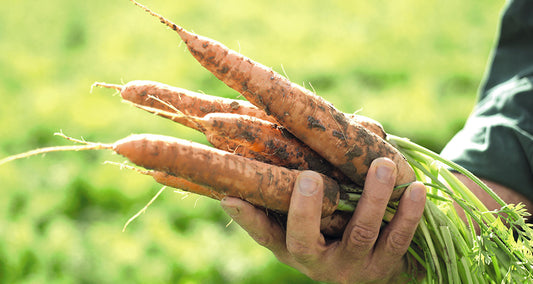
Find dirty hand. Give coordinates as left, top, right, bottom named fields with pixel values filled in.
left=221, top=157, right=426, bottom=283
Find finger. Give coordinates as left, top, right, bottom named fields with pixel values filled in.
left=374, top=182, right=426, bottom=265
left=286, top=171, right=327, bottom=265
left=220, top=197, right=286, bottom=253
left=342, top=157, right=396, bottom=258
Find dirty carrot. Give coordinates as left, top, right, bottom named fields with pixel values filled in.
left=150, top=171, right=225, bottom=200
left=347, top=113, right=387, bottom=139
left=113, top=133, right=341, bottom=216
left=130, top=103, right=351, bottom=182
left=1, top=133, right=342, bottom=216
left=110, top=162, right=227, bottom=201
left=128, top=0, right=415, bottom=198
left=106, top=160, right=354, bottom=237
left=104, top=161, right=226, bottom=201
left=93, top=80, right=278, bottom=123
left=94, top=80, right=386, bottom=138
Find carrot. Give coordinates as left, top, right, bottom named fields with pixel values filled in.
left=129, top=102, right=351, bottom=181
left=348, top=113, right=387, bottom=139
left=142, top=166, right=353, bottom=237
left=113, top=134, right=341, bottom=215
left=0, top=133, right=341, bottom=216
left=320, top=211, right=353, bottom=237
left=128, top=0, right=415, bottom=199
left=105, top=161, right=352, bottom=237
left=156, top=170, right=352, bottom=237
left=94, top=80, right=387, bottom=139
left=150, top=170, right=226, bottom=200
left=104, top=160, right=226, bottom=200
left=93, top=80, right=278, bottom=124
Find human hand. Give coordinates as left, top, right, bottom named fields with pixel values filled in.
left=220, top=157, right=426, bottom=283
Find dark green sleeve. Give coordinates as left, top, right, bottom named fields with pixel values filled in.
left=440, top=0, right=533, bottom=201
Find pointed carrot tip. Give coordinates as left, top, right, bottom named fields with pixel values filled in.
left=129, top=0, right=188, bottom=40
left=91, top=82, right=123, bottom=91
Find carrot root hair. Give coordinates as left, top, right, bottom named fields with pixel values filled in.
left=103, top=160, right=152, bottom=175
left=122, top=185, right=167, bottom=232
left=0, top=132, right=112, bottom=166
left=127, top=101, right=205, bottom=132
left=92, top=82, right=123, bottom=91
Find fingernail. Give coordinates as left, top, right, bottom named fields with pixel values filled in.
left=376, top=163, right=394, bottom=184
left=297, top=173, right=319, bottom=196
left=221, top=198, right=240, bottom=218
left=408, top=183, right=425, bottom=202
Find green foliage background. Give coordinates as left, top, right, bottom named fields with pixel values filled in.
left=0, top=0, right=503, bottom=283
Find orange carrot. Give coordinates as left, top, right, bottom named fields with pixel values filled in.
left=93, top=80, right=278, bottom=124
left=150, top=171, right=226, bottom=200
left=348, top=114, right=387, bottom=139
left=112, top=134, right=340, bottom=215
left=0, top=133, right=341, bottom=215
left=141, top=168, right=350, bottom=237
left=107, top=162, right=353, bottom=237
left=93, top=81, right=386, bottom=139
left=129, top=103, right=351, bottom=182
left=128, top=0, right=415, bottom=199
left=105, top=161, right=226, bottom=200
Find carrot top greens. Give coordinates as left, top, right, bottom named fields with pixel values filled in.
left=390, top=135, right=533, bottom=283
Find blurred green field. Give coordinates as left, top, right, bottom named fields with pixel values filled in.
left=0, top=0, right=503, bottom=283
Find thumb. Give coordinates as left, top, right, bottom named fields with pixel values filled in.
left=295, top=170, right=323, bottom=196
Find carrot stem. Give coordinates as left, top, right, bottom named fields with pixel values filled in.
left=388, top=135, right=506, bottom=207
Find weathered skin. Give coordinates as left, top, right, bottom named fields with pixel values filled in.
left=113, top=134, right=340, bottom=216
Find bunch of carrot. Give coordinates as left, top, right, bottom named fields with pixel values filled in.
left=1, top=0, right=532, bottom=282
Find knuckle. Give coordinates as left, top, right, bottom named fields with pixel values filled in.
left=387, top=230, right=412, bottom=256
left=286, top=238, right=317, bottom=264
left=250, top=232, right=274, bottom=248
left=349, top=223, right=379, bottom=248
